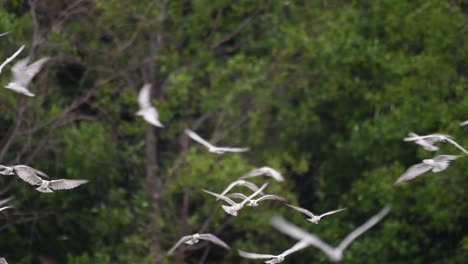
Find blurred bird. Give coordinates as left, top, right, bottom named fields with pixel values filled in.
left=226, top=193, right=286, bottom=207
left=217, top=180, right=264, bottom=200
left=404, top=134, right=468, bottom=155
left=0, top=45, right=25, bottom=75
left=395, top=155, right=460, bottom=185
left=286, top=204, right=346, bottom=224
left=203, top=183, right=268, bottom=216
left=185, top=129, right=249, bottom=154
left=0, top=165, right=88, bottom=193
left=0, top=257, right=7, bottom=264
left=238, top=239, right=309, bottom=264
left=460, top=120, right=468, bottom=127
left=5, top=56, right=49, bottom=97
left=270, top=205, right=391, bottom=262
left=240, top=167, right=284, bottom=182
left=404, top=132, right=448, bottom=151
left=136, top=83, right=163, bottom=127
left=167, top=233, right=229, bottom=255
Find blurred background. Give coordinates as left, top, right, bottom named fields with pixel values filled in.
left=0, top=0, right=467, bottom=263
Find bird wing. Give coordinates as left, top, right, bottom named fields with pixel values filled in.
left=185, top=129, right=215, bottom=149
left=215, top=147, right=249, bottom=153
left=319, top=208, right=346, bottom=218
left=49, top=179, right=89, bottom=190
left=337, top=205, right=391, bottom=252
left=237, top=249, right=276, bottom=259
left=256, top=194, right=286, bottom=203
left=138, top=83, right=152, bottom=109
left=460, top=120, right=468, bottom=126
left=433, top=155, right=460, bottom=162
left=270, top=216, right=336, bottom=259
left=0, top=196, right=14, bottom=207
left=142, top=107, right=164, bottom=127
left=202, top=189, right=236, bottom=205
left=0, top=45, right=25, bottom=74
left=13, top=165, right=43, bottom=185
left=286, top=204, right=315, bottom=218
left=167, top=235, right=192, bottom=255
left=241, top=182, right=268, bottom=206
left=219, top=181, right=243, bottom=197
left=239, top=168, right=263, bottom=180
left=442, top=138, right=468, bottom=155
left=394, top=163, right=431, bottom=185
left=198, top=234, right=230, bottom=249
left=23, top=57, right=49, bottom=83
left=0, top=206, right=13, bottom=212
left=226, top=193, right=249, bottom=200
left=241, top=181, right=262, bottom=193
left=281, top=240, right=309, bottom=257
left=0, top=257, right=7, bottom=264
left=266, top=167, right=285, bottom=181
left=11, top=57, right=30, bottom=83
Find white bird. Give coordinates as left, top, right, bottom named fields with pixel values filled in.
left=0, top=165, right=88, bottom=193
left=0, top=45, right=25, bottom=75
left=240, top=167, right=284, bottom=182
left=226, top=193, right=286, bottom=207
left=136, top=83, right=163, bottom=127
left=404, top=132, right=449, bottom=151
left=404, top=134, right=468, bottom=155
left=203, top=183, right=268, bottom=216
left=217, top=180, right=264, bottom=200
left=167, top=233, right=229, bottom=255
left=185, top=129, right=249, bottom=154
left=238, top=239, right=309, bottom=264
left=286, top=204, right=346, bottom=224
left=394, top=155, right=460, bottom=185
left=5, top=56, right=49, bottom=97
left=270, top=205, right=391, bottom=262
left=460, top=120, right=468, bottom=127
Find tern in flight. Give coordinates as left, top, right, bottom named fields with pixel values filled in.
left=136, top=83, right=163, bottom=127
left=286, top=204, right=346, bottom=224
left=270, top=205, right=391, bottom=262
left=185, top=129, right=249, bottom=154
left=167, top=233, right=229, bottom=255
left=404, top=134, right=468, bottom=155
left=217, top=180, right=264, bottom=200
left=394, top=155, right=460, bottom=185
left=5, top=56, right=49, bottom=97
left=226, top=193, right=286, bottom=207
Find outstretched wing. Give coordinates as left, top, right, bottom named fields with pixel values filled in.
left=238, top=249, right=275, bottom=259
left=13, top=165, right=43, bottom=186
left=460, top=120, right=468, bottom=127
left=185, top=129, right=215, bottom=149
left=199, top=234, right=230, bottom=249
left=226, top=193, right=249, bottom=200
left=240, top=168, right=264, bottom=180
left=23, top=57, right=49, bottom=83
left=0, top=206, right=13, bottom=212
left=394, top=163, right=431, bottom=185
left=319, top=208, right=346, bottom=218
left=286, top=204, right=316, bottom=218
left=167, top=236, right=192, bottom=255
left=0, top=45, right=25, bottom=74
left=219, top=181, right=243, bottom=198
left=265, top=167, right=285, bottom=181
left=256, top=194, right=286, bottom=203
left=215, top=147, right=249, bottom=153
left=281, top=239, right=309, bottom=257
left=241, top=182, right=268, bottom=206
left=433, top=155, right=460, bottom=162
left=138, top=83, right=152, bottom=109
left=202, top=189, right=236, bottom=205
left=49, top=179, right=89, bottom=190
left=0, top=196, right=14, bottom=207
left=337, top=205, right=391, bottom=252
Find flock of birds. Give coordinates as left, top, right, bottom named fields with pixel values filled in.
left=1, top=31, right=468, bottom=263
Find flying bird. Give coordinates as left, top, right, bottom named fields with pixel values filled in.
left=5, top=56, right=49, bottom=97
left=238, top=239, right=309, bottom=264
left=404, top=132, right=449, bottom=151
left=240, top=167, right=284, bottom=182
left=226, top=193, right=286, bottom=207
left=460, top=120, right=468, bottom=127
left=167, top=233, right=229, bottom=255
left=203, top=183, right=268, bottom=216
left=185, top=129, right=249, bottom=154
left=404, top=134, right=468, bottom=155
left=0, top=45, right=25, bottom=75
left=136, top=83, right=164, bottom=127
left=286, top=204, right=346, bottom=224
left=270, top=205, right=391, bottom=262
left=217, top=180, right=264, bottom=200
left=0, top=165, right=88, bottom=193
left=394, top=155, right=460, bottom=185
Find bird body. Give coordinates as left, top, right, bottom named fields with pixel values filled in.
left=238, top=240, right=309, bottom=263
left=395, top=155, right=459, bottom=184
left=286, top=204, right=346, bottom=224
